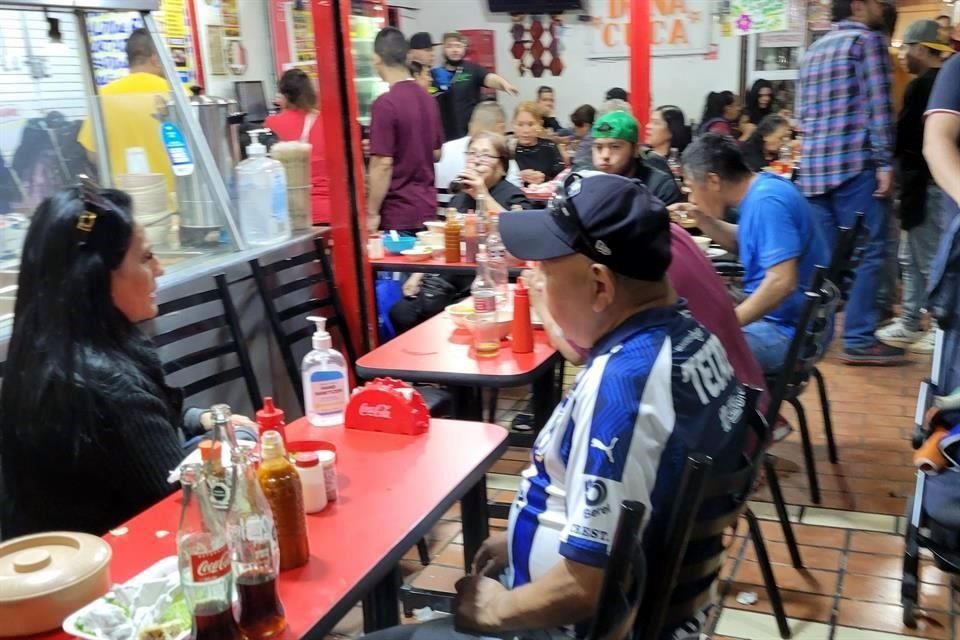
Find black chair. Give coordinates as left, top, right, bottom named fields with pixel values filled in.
left=811, top=211, right=867, bottom=462
left=249, top=236, right=451, bottom=419
left=764, top=267, right=841, bottom=505
left=587, top=501, right=648, bottom=640
left=637, top=404, right=793, bottom=640
left=152, top=273, right=262, bottom=410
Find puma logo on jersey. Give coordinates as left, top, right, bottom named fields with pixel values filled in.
left=590, top=437, right=619, bottom=463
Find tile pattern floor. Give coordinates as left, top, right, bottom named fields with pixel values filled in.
left=327, top=336, right=959, bottom=639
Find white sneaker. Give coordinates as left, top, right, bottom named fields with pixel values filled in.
left=875, top=319, right=923, bottom=347
left=908, top=329, right=936, bottom=354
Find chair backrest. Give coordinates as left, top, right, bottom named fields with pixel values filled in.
left=249, top=236, right=357, bottom=411
left=826, top=212, right=867, bottom=302
left=151, top=273, right=262, bottom=409
left=636, top=394, right=767, bottom=640
left=764, top=267, right=840, bottom=425
left=588, top=501, right=648, bottom=640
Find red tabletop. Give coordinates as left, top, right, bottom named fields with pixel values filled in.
left=357, top=312, right=559, bottom=387
left=30, top=418, right=507, bottom=640
left=369, top=254, right=525, bottom=277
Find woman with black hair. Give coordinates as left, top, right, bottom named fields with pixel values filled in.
left=646, top=105, right=690, bottom=157
left=741, top=114, right=792, bottom=172
left=745, top=79, right=774, bottom=126
left=265, top=68, right=330, bottom=223
left=698, top=90, right=742, bottom=138
left=0, top=187, right=238, bottom=538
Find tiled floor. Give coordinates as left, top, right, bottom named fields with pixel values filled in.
left=328, top=328, right=959, bottom=639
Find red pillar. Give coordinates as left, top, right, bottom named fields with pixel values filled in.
left=312, top=0, right=377, bottom=354
left=629, top=0, right=651, bottom=138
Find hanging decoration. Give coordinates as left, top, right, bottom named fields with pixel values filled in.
left=508, top=14, right=565, bottom=78
left=728, top=0, right=788, bottom=35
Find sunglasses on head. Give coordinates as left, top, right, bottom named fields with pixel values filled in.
left=549, top=173, right=608, bottom=262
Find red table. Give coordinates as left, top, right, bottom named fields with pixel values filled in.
left=369, top=254, right=525, bottom=278
left=356, top=312, right=561, bottom=442
left=31, top=418, right=507, bottom=639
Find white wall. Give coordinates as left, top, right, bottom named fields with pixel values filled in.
left=392, top=0, right=742, bottom=126
left=193, top=1, right=276, bottom=100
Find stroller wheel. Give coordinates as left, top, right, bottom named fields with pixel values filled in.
left=902, top=599, right=917, bottom=628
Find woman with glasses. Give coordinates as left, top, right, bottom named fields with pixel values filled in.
left=450, top=131, right=532, bottom=213
left=512, top=102, right=565, bottom=186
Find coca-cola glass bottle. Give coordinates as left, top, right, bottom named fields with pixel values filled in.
left=226, top=448, right=286, bottom=638
left=177, top=463, right=243, bottom=640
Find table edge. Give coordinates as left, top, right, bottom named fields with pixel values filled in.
left=356, top=351, right=561, bottom=388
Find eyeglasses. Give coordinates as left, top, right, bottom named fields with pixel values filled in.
left=549, top=173, right=602, bottom=260
left=466, top=151, right=502, bottom=162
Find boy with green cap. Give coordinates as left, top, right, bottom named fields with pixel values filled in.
left=590, top=110, right=682, bottom=205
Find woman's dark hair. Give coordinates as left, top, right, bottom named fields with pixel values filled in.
left=469, top=131, right=511, bottom=174
left=746, top=79, right=774, bottom=124
left=0, top=188, right=151, bottom=463
left=570, top=104, right=597, bottom=128
left=278, top=68, right=317, bottom=111
left=700, top=91, right=736, bottom=126
left=654, top=104, right=691, bottom=152
left=741, top=114, right=790, bottom=171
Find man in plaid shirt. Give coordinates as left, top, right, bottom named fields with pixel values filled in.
left=797, top=0, right=903, bottom=365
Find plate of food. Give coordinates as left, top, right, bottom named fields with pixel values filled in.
left=62, top=556, right=190, bottom=640
left=707, top=247, right=728, bottom=259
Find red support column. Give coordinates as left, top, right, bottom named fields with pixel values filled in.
left=629, top=0, right=651, bottom=138
left=312, top=0, right=377, bottom=355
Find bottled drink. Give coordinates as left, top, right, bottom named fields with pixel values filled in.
left=667, top=146, right=682, bottom=186
left=444, top=215, right=462, bottom=264
left=476, top=195, right=488, bottom=239
left=227, top=448, right=286, bottom=638
left=776, top=143, right=794, bottom=177
left=484, top=213, right=509, bottom=304
left=202, top=404, right=236, bottom=512
left=471, top=253, right=500, bottom=359
left=257, top=431, right=310, bottom=570
left=177, top=464, right=242, bottom=640
left=463, top=213, right=479, bottom=263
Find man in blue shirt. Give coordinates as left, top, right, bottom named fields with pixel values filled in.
left=673, top=134, right=829, bottom=372
left=361, top=174, right=749, bottom=640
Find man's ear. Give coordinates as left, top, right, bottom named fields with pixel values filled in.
left=590, top=263, right=617, bottom=313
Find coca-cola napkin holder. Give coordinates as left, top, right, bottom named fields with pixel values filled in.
left=345, top=378, right=430, bottom=435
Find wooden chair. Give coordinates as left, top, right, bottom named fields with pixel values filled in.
left=637, top=404, right=793, bottom=639
left=152, top=273, right=262, bottom=410
left=249, top=236, right=450, bottom=418
left=587, top=501, right=647, bottom=640
left=764, top=267, right=841, bottom=505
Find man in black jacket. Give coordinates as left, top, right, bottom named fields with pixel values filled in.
left=590, top=110, right=681, bottom=205
left=876, top=19, right=951, bottom=355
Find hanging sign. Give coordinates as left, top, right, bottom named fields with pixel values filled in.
left=590, top=0, right=713, bottom=60
left=729, top=0, right=788, bottom=35
left=758, top=0, right=806, bottom=48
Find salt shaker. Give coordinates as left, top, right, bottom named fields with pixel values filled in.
left=293, top=452, right=328, bottom=513
left=316, top=450, right=338, bottom=502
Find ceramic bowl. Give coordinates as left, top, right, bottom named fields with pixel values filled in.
left=400, top=247, right=433, bottom=262
left=462, top=312, right=512, bottom=340
left=423, top=220, right=446, bottom=234
left=382, top=235, right=416, bottom=254
left=446, top=301, right=475, bottom=329
left=692, top=236, right=712, bottom=254
left=0, top=532, right=112, bottom=636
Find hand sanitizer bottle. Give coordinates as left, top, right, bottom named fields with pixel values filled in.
left=236, top=129, right=291, bottom=246
left=302, top=316, right=349, bottom=427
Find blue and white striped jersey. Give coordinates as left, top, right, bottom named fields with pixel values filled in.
left=506, top=304, right=748, bottom=588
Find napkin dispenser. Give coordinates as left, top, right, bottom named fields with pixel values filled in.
left=345, top=378, right=430, bottom=435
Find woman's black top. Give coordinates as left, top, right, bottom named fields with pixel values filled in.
left=514, top=138, right=565, bottom=182
left=449, top=178, right=532, bottom=213
left=0, top=338, right=202, bottom=538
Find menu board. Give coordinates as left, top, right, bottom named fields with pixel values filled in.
left=269, top=0, right=317, bottom=77
left=222, top=0, right=241, bottom=39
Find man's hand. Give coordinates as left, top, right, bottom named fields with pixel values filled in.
left=402, top=274, right=424, bottom=298
left=472, top=532, right=509, bottom=577
left=366, top=213, right=381, bottom=234
left=501, top=79, right=519, bottom=96
left=668, top=201, right=705, bottom=225
left=521, top=169, right=546, bottom=185
left=200, top=413, right=258, bottom=433
left=874, top=168, right=892, bottom=199
left=454, top=575, right=508, bottom=633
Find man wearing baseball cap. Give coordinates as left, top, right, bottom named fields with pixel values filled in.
left=591, top=110, right=682, bottom=206
left=432, top=31, right=518, bottom=140
left=408, top=32, right=439, bottom=66
left=875, top=19, right=952, bottom=353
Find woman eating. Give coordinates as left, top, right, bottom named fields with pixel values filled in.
left=0, top=185, right=251, bottom=538
left=264, top=68, right=330, bottom=223
left=512, top=102, right=565, bottom=185
left=741, top=114, right=792, bottom=172
left=451, top=131, right=532, bottom=213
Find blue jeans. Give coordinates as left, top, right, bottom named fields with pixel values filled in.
left=900, top=185, right=947, bottom=329
left=807, top=171, right=886, bottom=350
left=743, top=319, right=794, bottom=374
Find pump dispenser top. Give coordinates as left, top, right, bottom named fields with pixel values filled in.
left=246, top=128, right=268, bottom=157
left=308, top=315, right=331, bottom=350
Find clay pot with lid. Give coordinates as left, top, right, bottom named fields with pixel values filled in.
left=0, top=531, right=112, bottom=636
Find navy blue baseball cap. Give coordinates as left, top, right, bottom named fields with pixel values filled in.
left=499, top=173, right=672, bottom=281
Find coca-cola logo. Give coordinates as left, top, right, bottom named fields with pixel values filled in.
left=190, top=546, right=231, bottom=582
left=359, top=403, right=391, bottom=419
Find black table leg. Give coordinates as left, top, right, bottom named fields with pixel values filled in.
left=362, top=564, right=402, bottom=632
left=460, top=475, right=489, bottom=572
left=451, top=385, right=483, bottom=421
left=531, top=365, right=557, bottom=430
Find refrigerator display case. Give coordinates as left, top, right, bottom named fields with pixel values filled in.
left=350, top=1, right=387, bottom=126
